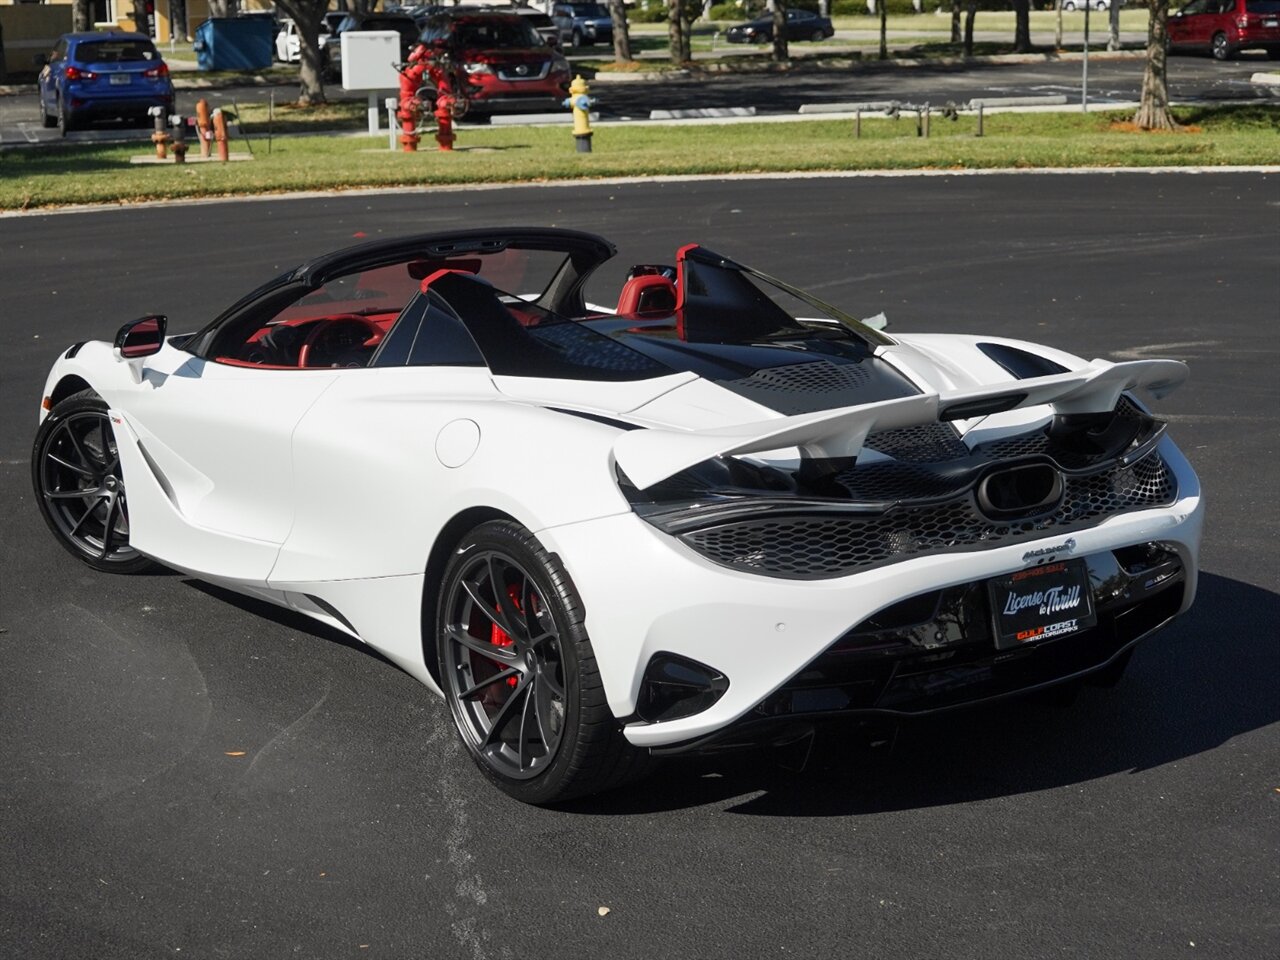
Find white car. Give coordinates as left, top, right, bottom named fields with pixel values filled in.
left=1062, top=0, right=1124, bottom=10
left=32, top=228, right=1203, bottom=803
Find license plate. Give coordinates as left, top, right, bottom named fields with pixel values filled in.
left=110, top=73, right=131, bottom=85
left=987, top=558, right=1095, bottom=649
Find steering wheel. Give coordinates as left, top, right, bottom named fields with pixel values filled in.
left=297, top=315, right=384, bottom=368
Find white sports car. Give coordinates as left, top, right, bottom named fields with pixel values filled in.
left=32, top=228, right=1203, bottom=803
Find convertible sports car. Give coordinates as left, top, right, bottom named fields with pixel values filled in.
left=32, top=228, right=1203, bottom=803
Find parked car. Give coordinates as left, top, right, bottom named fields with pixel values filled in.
left=418, top=10, right=571, bottom=116
left=275, top=16, right=348, bottom=63
left=32, top=227, right=1202, bottom=803
left=1061, top=0, right=1124, bottom=10
left=1167, top=0, right=1280, bottom=59
left=503, top=6, right=561, bottom=46
left=322, top=12, right=421, bottom=77
left=551, top=2, right=613, bottom=48
left=37, top=32, right=174, bottom=136
left=725, top=8, right=835, bottom=44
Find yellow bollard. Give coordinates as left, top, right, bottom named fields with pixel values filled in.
left=564, top=74, right=593, bottom=153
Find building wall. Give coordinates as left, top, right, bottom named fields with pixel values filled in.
left=0, top=4, right=73, bottom=76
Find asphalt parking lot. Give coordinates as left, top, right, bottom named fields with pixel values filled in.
left=1, top=172, right=1277, bottom=958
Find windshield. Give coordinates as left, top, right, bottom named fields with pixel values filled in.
left=575, top=4, right=610, bottom=16
left=452, top=17, right=545, bottom=48
left=76, top=40, right=160, bottom=62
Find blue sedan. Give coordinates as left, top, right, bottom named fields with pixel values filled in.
left=38, top=32, right=175, bottom=136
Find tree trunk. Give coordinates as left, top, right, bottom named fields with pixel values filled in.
left=772, top=0, right=789, bottom=61
left=72, top=0, right=93, bottom=32
left=1134, top=0, right=1177, bottom=129
left=879, top=0, right=888, bottom=59
left=1107, top=0, right=1121, bottom=51
left=208, top=0, right=234, bottom=18
left=668, top=0, right=687, bottom=64
left=963, top=2, right=977, bottom=57
left=609, top=0, right=633, bottom=62
left=1055, top=0, right=1063, bottom=49
left=171, top=0, right=189, bottom=40
left=951, top=0, right=960, bottom=43
left=277, top=0, right=329, bottom=105
left=1013, top=0, right=1031, bottom=53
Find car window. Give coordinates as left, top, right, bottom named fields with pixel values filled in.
left=76, top=40, right=160, bottom=62
left=451, top=17, right=543, bottom=49
left=1245, top=0, right=1280, bottom=10
left=1180, top=0, right=1210, bottom=13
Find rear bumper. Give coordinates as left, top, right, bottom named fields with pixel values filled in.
left=67, top=91, right=173, bottom=119
left=539, top=435, right=1203, bottom=749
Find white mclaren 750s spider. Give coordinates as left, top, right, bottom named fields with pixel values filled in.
left=33, top=228, right=1203, bottom=803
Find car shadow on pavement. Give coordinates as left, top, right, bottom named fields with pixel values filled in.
left=182, top=579, right=401, bottom=670
left=558, top=571, right=1279, bottom=817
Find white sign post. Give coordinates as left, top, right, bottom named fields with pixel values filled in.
left=341, top=31, right=402, bottom=136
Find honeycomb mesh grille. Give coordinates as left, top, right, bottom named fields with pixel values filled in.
left=864, top=422, right=969, bottom=463
left=680, top=452, right=1176, bottom=579
left=729, top=360, right=871, bottom=395
left=973, top=396, right=1149, bottom=467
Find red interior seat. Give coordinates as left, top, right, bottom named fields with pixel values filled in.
left=617, top=275, right=677, bottom=318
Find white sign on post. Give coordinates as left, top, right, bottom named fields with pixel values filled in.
left=341, top=31, right=402, bottom=135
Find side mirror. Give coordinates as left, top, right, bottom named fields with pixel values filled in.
left=114, top=314, right=167, bottom=360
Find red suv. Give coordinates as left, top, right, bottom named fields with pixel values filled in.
left=418, top=11, right=571, bottom=117
left=1167, top=0, right=1280, bottom=60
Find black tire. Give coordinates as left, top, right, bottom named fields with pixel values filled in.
left=32, top=390, right=155, bottom=574
left=41, top=99, right=57, bottom=128
left=571, top=28, right=583, bottom=48
left=1211, top=31, right=1232, bottom=60
left=436, top=520, right=648, bottom=804
left=1063, top=1, right=1077, bottom=11
left=57, top=96, right=75, bottom=136
left=752, top=31, right=770, bottom=44
left=810, top=29, right=825, bottom=42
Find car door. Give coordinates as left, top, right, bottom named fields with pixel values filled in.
left=107, top=343, right=338, bottom=583
left=38, top=38, right=67, bottom=115
left=1167, top=0, right=1198, bottom=45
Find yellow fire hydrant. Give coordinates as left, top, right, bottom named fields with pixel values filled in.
left=563, top=74, right=593, bottom=153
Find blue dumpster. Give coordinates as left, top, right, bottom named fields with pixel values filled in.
left=193, top=18, right=272, bottom=71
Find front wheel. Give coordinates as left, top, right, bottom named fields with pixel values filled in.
left=809, top=29, right=826, bottom=42
left=32, top=391, right=154, bottom=573
left=436, top=520, right=648, bottom=804
left=1211, top=31, right=1233, bottom=60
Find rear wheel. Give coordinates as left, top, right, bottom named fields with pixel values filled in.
left=57, top=95, right=76, bottom=136
left=809, top=29, right=825, bottom=41
left=1211, top=31, right=1233, bottom=60
left=32, top=391, right=154, bottom=573
left=436, top=520, right=648, bottom=804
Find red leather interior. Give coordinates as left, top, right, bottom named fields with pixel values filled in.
left=616, top=275, right=677, bottom=318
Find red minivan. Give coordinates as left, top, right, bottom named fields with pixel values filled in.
left=1167, top=0, right=1280, bottom=59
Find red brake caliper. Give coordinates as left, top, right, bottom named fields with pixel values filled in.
left=490, top=584, right=523, bottom=687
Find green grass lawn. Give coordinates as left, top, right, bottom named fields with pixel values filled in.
left=2, top=105, right=1274, bottom=212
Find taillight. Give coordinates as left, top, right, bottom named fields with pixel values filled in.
left=143, top=62, right=169, bottom=79
left=1236, top=15, right=1249, bottom=27
left=64, top=65, right=97, bottom=81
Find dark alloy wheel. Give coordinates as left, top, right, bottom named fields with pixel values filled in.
left=32, top=391, right=153, bottom=573
left=437, top=520, right=648, bottom=803
left=1211, top=31, right=1232, bottom=60
left=809, top=29, right=825, bottom=42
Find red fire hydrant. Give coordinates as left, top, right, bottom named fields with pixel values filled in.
left=396, top=43, right=464, bottom=153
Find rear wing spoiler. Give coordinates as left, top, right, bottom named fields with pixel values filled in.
left=613, top=358, right=1187, bottom=491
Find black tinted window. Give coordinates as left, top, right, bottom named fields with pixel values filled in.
left=75, top=40, right=159, bottom=62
